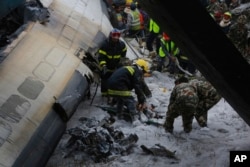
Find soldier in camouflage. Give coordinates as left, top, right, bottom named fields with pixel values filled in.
left=164, top=77, right=199, bottom=133
left=164, top=76, right=221, bottom=133
left=189, top=78, right=221, bottom=127
left=228, top=14, right=249, bottom=62
left=206, top=0, right=221, bottom=15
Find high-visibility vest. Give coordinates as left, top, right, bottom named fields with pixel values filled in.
left=159, top=38, right=179, bottom=57
left=129, top=9, right=141, bottom=30
left=149, top=19, right=160, bottom=33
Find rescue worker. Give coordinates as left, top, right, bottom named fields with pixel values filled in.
left=146, top=18, right=161, bottom=57
left=98, top=28, right=127, bottom=103
left=206, top=0, right=221, bottom=15
left=136, top=2, right=149, bottom=37
left=189, top=78, right=221, bottom=127
left=228, top=14, right=249, bottom=62
left=206, top=0, right=223, bottom=23
left=219, top=11, right=232, bottom=34
left=125, top=2, right=142, bottom=37
left=164, top=76, right=198, bottom=133
left=107, top=59, right=150, bottom=123
left=229, top=0, right=240, bottom=10
left=157, top=32, right=180, bottom=74
left=156, top=32, right=171, bottom=72
left=110, top=3, right=126, bottom=30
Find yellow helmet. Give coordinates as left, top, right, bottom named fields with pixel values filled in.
left=135, top=59, right=149, bottom=73
left=126, top=0, right=133, bottom=5
left=224, top=12, right=232, bottom=18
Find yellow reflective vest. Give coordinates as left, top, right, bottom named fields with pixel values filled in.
left=149, top=19, right=160, bottom=33
left=159, top=38, right=179, bottom=58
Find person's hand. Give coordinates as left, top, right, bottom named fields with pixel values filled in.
left=137, top=103, right=147, bottom=111
left=170, top=56, right=176, bottom=62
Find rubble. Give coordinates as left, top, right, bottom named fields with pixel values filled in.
left=61, top=116, right=138, bottom=163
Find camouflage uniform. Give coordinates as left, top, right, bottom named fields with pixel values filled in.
left=206, top=0, right=221, bottom=14
left=228, top=15, right=249, bottom=61
left=164, top=82, right=198, bottom=133
left=189, top=79, right=221, bottom=127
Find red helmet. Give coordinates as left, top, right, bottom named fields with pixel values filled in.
left=163, top=32, right=170, bottom=41
left=109, top=28, right=121, bottom=40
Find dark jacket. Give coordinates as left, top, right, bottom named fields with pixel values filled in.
left=107, top=65, right=146, bottom=104
left=98, top=38, right=127, bottom=70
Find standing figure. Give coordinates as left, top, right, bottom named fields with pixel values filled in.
left=110, top=3, right=126, bottom=30
left=229, top=0, right=240, bottom=10
left=98, top=28, right=127, bottom=103
left=125, top=2, right=142, bottom=37
left=219, top=11, right=232, bottom=34
left=146, top=18, right=161, bottom=56
left=228, top=14, right=249, bottom=61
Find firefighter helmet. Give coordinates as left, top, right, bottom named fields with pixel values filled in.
left=135, top=59, right=149, bottom=72
left=109, top=28, right=121, bottom=40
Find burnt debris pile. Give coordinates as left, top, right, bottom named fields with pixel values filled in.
left=61, top=116, right=139, bottom=163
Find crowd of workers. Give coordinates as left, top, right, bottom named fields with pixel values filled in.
left=95, top=0, right=249, bottom=133
left=205, top=0, right=250, bottom=62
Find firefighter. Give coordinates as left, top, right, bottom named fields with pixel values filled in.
left=219, top=11, right=232, bottom=34
left=107, top=59, right=150, bottom=123
left=125, top=2, right=142, bottom=37
left=146, top=18, right=161, bottom=56
left=98, top=28, right=127, bottom=103
left=157, top=32, right=179, bottom=74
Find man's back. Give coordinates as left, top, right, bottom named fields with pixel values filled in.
left=170, top=82, right=198, bottom=107
left=189, top=79, right=220, bottom=101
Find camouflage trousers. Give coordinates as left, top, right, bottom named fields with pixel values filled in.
left=195, top=94, right=221, bottom=127
left=164, top=103, right=197, bottom=133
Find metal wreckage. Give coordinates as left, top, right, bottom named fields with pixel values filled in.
left=59, top=51, right=174, bottom=162
left=61, top=116, right=138, bottom=163
left=60, top=115, right=177, bottom=163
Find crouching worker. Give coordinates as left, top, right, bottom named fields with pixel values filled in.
left=164, top=76, right=198, bottom=133
left=107, top=59, right=150, bottom=123
left=189, top=78, right=221, bottom=127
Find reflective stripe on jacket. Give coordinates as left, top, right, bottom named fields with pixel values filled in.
left=108, top=66, right=146, bottom=103
left=98, top=39, right=127, bottom=70
left=128, top=9, right=141, bottom=30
